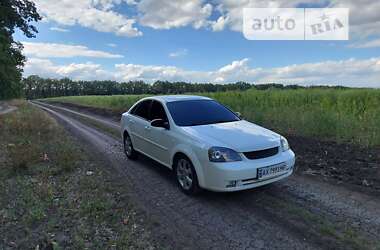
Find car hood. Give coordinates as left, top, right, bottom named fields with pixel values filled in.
left=181, top=120, right=281, bottom=152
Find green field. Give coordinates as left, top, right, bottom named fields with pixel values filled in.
left=45, top=88, right=380, bottom=147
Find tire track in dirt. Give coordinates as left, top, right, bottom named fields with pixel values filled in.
left=0, top=102, right=17, bottom=115
left=31, top=101, right=380, bottom=249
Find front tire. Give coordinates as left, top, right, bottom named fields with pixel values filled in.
left=174, top=156, right=201, bottom=195
left=123, top=132, right=138, bottom=160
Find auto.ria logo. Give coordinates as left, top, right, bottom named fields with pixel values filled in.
left=243, top=8, right=349, bottom=40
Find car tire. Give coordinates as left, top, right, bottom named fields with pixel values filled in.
left=123, top=132, right=138, bottom=160
left=174, top=155, right=201, bottom=195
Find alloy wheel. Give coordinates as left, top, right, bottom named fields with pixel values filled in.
left=176, top=158, right=193, bottom=190
left=124, top=135, right=133, bottom=156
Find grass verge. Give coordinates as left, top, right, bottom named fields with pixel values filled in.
left=0, top=101, right=154, bottom=249
left=266, top=196, right=378, bottom=250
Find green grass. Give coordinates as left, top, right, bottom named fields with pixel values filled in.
left=44, top=88, right=380, bottom=147
left=46, top=94, right=149, bottom=113
left=0, top=101, right=154, bottom=249
left=271, top=197, right=375, bottom=250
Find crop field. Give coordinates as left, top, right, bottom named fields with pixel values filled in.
left=45, top=88, right=380, bottom=147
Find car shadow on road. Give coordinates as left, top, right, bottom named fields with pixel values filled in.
left=132, top=151, right=276, bottom=200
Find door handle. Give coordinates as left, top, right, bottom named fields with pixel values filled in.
left=144, top=126, right=151, bottom=131
left=129, top=119, right=135, bottom=124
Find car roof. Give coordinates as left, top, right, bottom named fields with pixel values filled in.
left=147, top=95, right=212, bottom=103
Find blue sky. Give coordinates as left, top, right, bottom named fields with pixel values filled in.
left=18, top=0, right=380, bottom=87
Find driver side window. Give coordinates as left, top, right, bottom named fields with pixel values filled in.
left=131, top=100, right=152, bottom=120
left=150, top=101, right=168, bottom=121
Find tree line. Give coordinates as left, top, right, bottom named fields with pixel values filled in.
left=23, top=75, right=351, bottom=99
left=23, top=75, right=253, bottom=99
left=25, top=75, right=338, bottom=99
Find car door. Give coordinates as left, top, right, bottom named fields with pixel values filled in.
left=145, top=100, right=173, bottom=166
left=128, top=99, right=152, bottom=153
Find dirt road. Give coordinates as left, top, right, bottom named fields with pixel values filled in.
left=0, top=102, right=17, bottom=115
left=31, top=100, right=380, bottom=250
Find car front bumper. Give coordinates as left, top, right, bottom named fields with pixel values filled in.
left=201, top=149, right=295, bottom=192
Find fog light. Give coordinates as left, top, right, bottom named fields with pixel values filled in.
left=226, top=180, right=237, bottom=188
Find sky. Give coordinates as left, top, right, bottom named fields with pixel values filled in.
left=15, top=0, right=380, bottom=87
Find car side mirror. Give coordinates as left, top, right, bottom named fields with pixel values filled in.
left=235, top=112, right=243, bottom=119
left=151, top=119, right=170, bottom=130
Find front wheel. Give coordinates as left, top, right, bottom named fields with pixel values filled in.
left=123, top=132, right=138, bottom=159
left=175, top=156, right=201, bottom=195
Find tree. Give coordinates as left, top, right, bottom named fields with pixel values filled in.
left=0, top=0, right=41, bottom=99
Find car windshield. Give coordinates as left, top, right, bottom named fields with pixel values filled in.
left=166, top=100, right=240, bottom=126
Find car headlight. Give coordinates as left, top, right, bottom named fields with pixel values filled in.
left=280, top=136, right=290, bottom=152
left=208, top=147, right=242, bottom=162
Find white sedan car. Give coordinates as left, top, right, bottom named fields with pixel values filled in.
left=121, top=95, right=295, bottom=195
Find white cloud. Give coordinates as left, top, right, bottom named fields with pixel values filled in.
left=107, top=43, right=117, bottom=47
left=253, top=58, right=380, bottom=87
left=33, top=0, right=142, bottom=37
left=126, top=0, right=137, bottom=5
left=49, top=27, right=70, bottom=32
left=30, top=0, right=380, bottom=45
left=328, top=1, right=380, bottom=40
left=55, top=62, right=113, bottom=80
left=114, top=63, right=211, bottom=82
left=210, top=0, right=293, bottom=32
left=330, top=0, right=380, bottom=27
left=211, top=0, right=380, bottom=39
left=218, top=58, right=249, bottom=74
left=23, top=42, right=124, bottom=58
left=24, top=58, right=60, bottom=78
left=211, top=15, right=229, bottom=32
left=33, top=0, right=380, bottom=43
left=24, top=58, right=114, bottom=80
left=348, top=38, right=380, bottom=48
left=169, top=49, right=188, bottom=58
left=24, top=57, right=380, bottom=87
left=137, top=0, right=213, bottom=29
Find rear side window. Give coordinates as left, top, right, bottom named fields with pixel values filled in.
left=150, top=101, right=168, bottom=121
left=131, top=100, right=151, bottom=120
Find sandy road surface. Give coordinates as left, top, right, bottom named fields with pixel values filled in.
left=31, top=100, right=380, bottom=250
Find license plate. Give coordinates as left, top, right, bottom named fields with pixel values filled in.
left=257, top=163, right=287, bottom=180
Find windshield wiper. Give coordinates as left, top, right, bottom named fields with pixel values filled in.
left=187, top=122, right=207, bottom=126
left=185, top=120, right=236, bottom=126
left=211, top=119, right=238, bottom=124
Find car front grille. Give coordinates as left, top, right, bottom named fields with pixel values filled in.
left=243, top=147, right=279, bottom=160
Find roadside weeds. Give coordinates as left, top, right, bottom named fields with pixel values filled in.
left=0, top=101, right=155, bottom=249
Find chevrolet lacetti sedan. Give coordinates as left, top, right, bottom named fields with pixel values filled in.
left=121, top=95, right=295, bottom=195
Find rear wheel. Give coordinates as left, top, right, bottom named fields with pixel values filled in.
left=174, top=156, right=201, bottom=195
left=123, top=132, right=138, bottom=159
